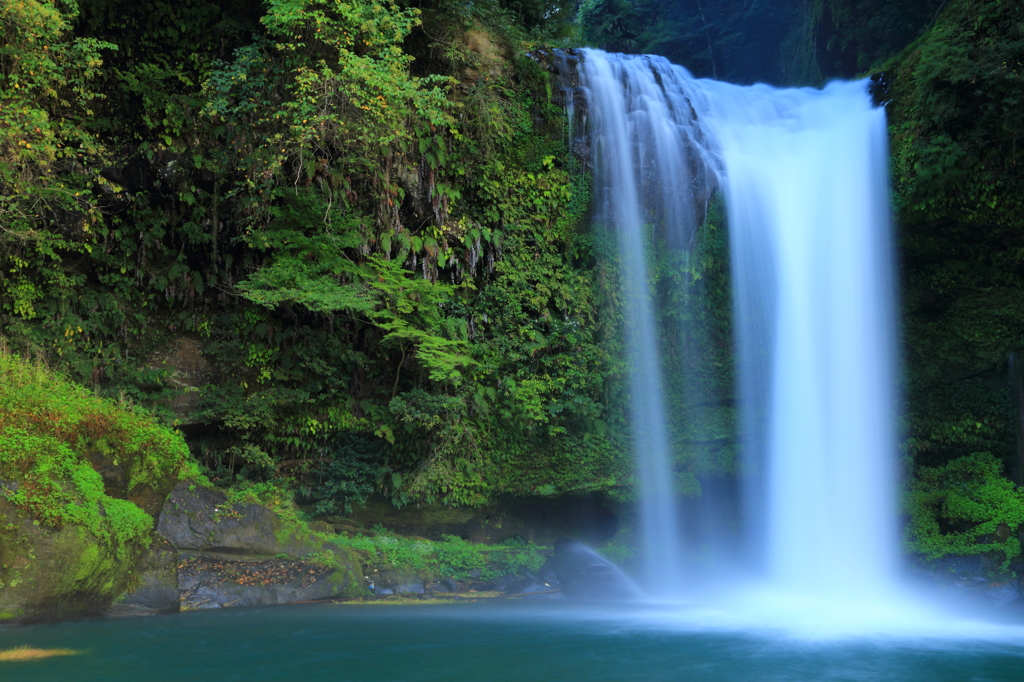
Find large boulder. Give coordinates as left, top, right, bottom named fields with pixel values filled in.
left=156, top=482, right=315, bottom=556
left=0, top=498, right=144, bottom=624
left=0, top=350, right=195, bottom=624
left=105, top=539, right=181, bottom=616
left=110, top=482, right=369, bottom=611
left=177, top=552, right=364, bottom=608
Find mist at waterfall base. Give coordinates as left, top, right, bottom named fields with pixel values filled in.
left=577, top=47, right=987, bottom=632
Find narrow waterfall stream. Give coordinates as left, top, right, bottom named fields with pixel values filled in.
left=581, top=50, right=690, bottom=592
left=579, top=49, right=898, bottom=602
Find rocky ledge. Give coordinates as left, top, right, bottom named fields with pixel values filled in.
left=107, top=482, right=366, bottom=616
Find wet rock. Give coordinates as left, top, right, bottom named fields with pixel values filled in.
left=538, top=557, right=560, bottom=586
left=986, top=582, right=1020, bottom=608
left=375, top=570, right=426, bottom=595
left=157, top=482, right=314, bottom=557
left=513, top=579, right=565, bottom=599
left=490, top=574, right=520, bottom=593
left=908, top=554, right=1024, bottom=616
left=461, top=22, right=511, bottom=82
left=147, top=337, right=212, bottom=425
left=107, top=539, right=181, bottom=616
left=307, top=521, right=334, bottom=534
left=554, top=537, right=640, bottom=600
left=424, top=577, right=461, bottom=595
left=151, top=482, right=368, bottom=610
left=0, top=498, right=146, bottom=624
left=396, top=580, right=425, bottom=595
left=485, top=574, right=561, bottom=598
left=177, top=554, right=359, bottom=609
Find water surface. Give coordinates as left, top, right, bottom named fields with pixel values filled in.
left=3, top=602, right=1023, bottom=681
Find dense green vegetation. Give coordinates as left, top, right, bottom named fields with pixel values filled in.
left=0, top=0, right=635, bottom=510
left=577, top=0, right=947, bottom=85
left=907, top=452, right=1024, bottom=569
left=0, top=345, right=195, bottom=617
left=334, top=530, right=546, bottom=581
left=2, top=0, right=1023, bottom=573
left=0, top=344, right=196, bottom=540
left=888, top=0, right=1024, bottom=567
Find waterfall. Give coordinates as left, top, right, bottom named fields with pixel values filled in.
left=580, top=50, right=689, bottom=592
left=578, top=49, right=898, bottom=600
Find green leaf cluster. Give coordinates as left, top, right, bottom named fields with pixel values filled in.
left=0, top=0, right=114, bottom=317
left=906, top=452, right=1024, bottom=570
left=0, top=0, right=638, bottom=510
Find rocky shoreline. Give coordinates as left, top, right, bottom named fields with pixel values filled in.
left=7, top=477, right=1024, bottom=624
left=97, top=482, right=634, bottom=619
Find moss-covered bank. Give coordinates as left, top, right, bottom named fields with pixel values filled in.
left=0, top=345, right=197, bottom=622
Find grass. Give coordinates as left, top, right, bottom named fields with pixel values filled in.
left=331, top=528, right=548, bottom=580
left=0, top=645, right=82, bottom=661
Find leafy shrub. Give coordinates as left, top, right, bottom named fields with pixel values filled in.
left=905, top=452, right=1024, bottom=570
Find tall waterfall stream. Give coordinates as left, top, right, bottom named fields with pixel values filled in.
left=578, top=48, right=899, bottom=607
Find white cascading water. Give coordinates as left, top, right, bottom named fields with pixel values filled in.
left=578, top=49, right=899, bottom=602
left=581, top=50, right=689, bottom=592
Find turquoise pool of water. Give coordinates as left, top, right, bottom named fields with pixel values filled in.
left=2, top=602, right=1023, bottom=681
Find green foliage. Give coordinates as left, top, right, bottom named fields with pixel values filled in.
left=334, top=526, right=545, bottom=580
left=0, top=431, right=150, bottom=559
left=0, top=0, right=114, bottom=317
left=239, top=243, right=476, bottom=385
left=906, top=452, right=1024, bottom=570
left=0, top=343, right=198, bottom=493
left=889, top=0, right=1024, bottom=230
left=0, top=344, right=197, bottom=556
left=0, top=0, right=628, bottom=509
left=577, top=0, right=801, bottom=84
left=810, top=0, right=946, bottom=78
left=298, top=435, right=379, bottom=515
left=0, top=0, right=736, bottom=513
left=888, top=0, right=1024, bottom=488
left=575, top=0, right=947, bottom=85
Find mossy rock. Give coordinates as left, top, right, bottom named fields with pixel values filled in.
left=0, top=499, right=145, bottom=623
left=0, top=349, right=197, bottom=623
left=156, top=482, right=318, bottom=557
left=106, top=538, right=181, bottom=616
left=0, top=349, right=196, bottom=519
left=147, top=481, right=371, bottom=608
